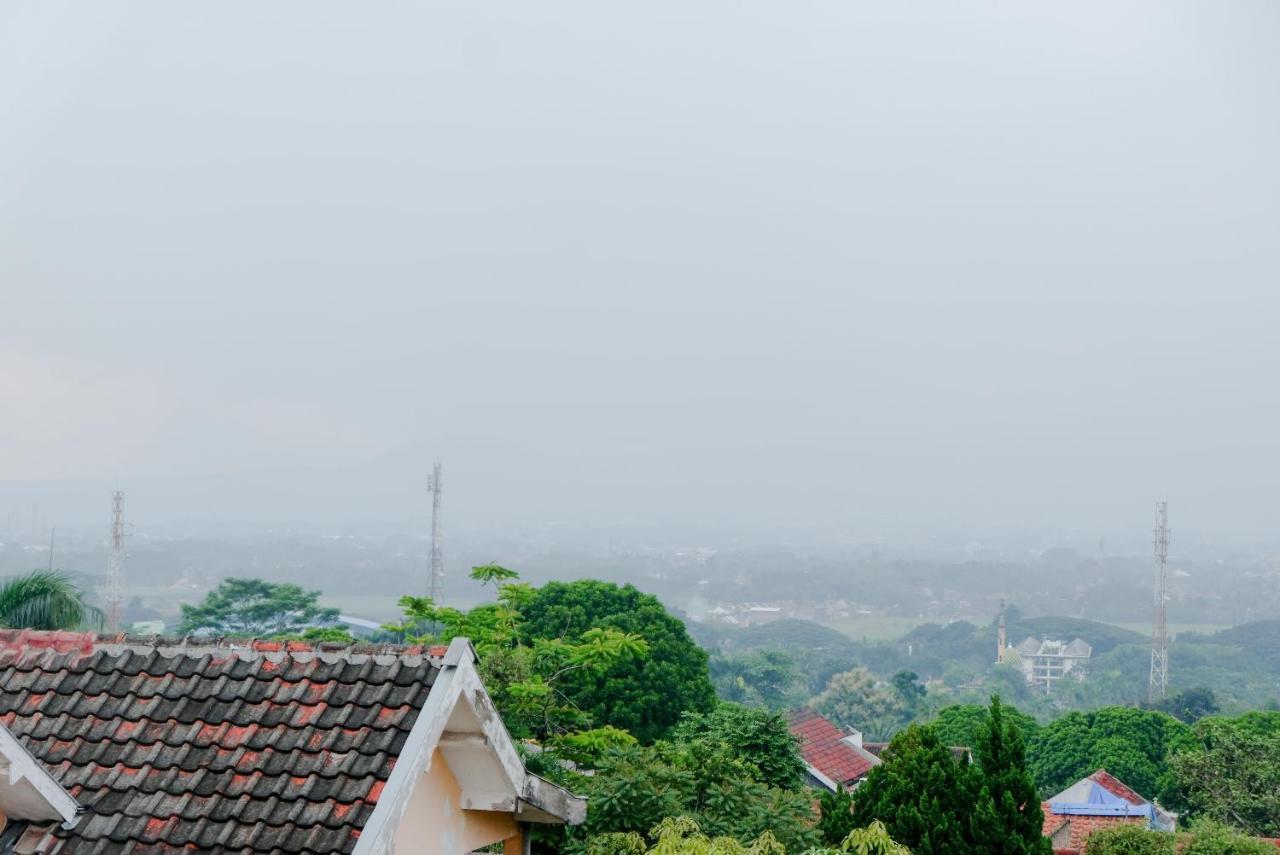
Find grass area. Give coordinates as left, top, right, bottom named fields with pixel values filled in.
left=1111, top=622, right=1228, bottom=640
left=816, top=615, right=964, bottom=641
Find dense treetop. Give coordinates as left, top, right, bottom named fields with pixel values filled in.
left=520, top=580, right=716, bottom=742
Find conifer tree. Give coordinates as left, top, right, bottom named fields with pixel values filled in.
left=848, top=723, right=975, bottom=854
left=969, top=696, right=1053, bottom=854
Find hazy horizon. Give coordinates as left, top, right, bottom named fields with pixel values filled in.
left=4, top=2, right=1280, bottom=540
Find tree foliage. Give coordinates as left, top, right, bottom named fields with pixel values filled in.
left=566, top=741, right=820, bottom=854
left=0, top=570, right=102, bottom=631
left=393, top=568, right=650, bottom=744
left=811, top=667, right=910, bottom=741
left=178, top=577, right=339, bottom=637
left=579, top=816, right=909, bottom=855
left=1169, top=718, right=1280, bottom=837
left=1083, top=824, right=1176, bottom=855
left=671, top=705, right=806, bottom=791
left=848, top=723, right=975, bottom=854
left=1027, top=707, right=1191, bottom=799
left=817, top=786, right=858, bottom=847
left=1086, top=820, right=1275, bottom=855
left=519, top=580, right=716, bottom=742
left=710, top=649, right=807, bottom=711
left=967, top=697, right=1052, bottom=854
left=1149, top=687, right=1220, bottom=724
left=930, top=703, right=1039, bottom=752
left=851, top=698, right=1050, bottom=855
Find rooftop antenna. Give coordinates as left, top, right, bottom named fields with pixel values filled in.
left=428, top=463, right=443, bottom=603
left=1148, top=501, right=1170, bottom=702
left=107, top=491, right=126, bottom=632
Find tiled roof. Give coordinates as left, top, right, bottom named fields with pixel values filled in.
left=787, top=709, right=878, bottom=787
left=1088, top=770, right=1146, bottom=805
left=0, top=630, right=446, bottom=854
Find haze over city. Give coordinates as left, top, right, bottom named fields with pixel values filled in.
left=4, top=1, right=1280, bottom=544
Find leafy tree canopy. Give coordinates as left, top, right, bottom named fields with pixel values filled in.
left=1087, top=820, right=1276, bottom=855
left=0, top=570, right=102, bottom=631
left=1027, top=707, right=1191, bottom=799
left=393, top=570, right=649, bottom=744
left=671, top=705, right=806, bottom=791
left=1148, top=687, right=1220, bottom=724
left=709, top=649, right=806, bottom=711
left=581, top=816, right=909, bottom=855
left=519, top=580, right=716, bottom=742
left=929, top=703, right=1039, bottom=751
left=811, top=667, right=910, bottom=742
left=1169, top=718, right=1280, bottom=837
left=178, top=577, right=339, bottom=637
left=565, top=742, right=820, bottom=854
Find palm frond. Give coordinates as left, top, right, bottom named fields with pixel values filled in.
left=0, top=570, right=104, bottom=631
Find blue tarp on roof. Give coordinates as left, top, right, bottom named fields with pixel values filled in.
left=1050, top=783, right=1155, bottom=822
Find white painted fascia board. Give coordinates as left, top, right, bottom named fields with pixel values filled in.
left=804, top=763, right=839, bottom=793
left=0, top=724, right=80, bottom=826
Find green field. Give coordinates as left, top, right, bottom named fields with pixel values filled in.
left=816, top=615, right=964, bottom=641
left=1111, top=622, right=1227, bottom=640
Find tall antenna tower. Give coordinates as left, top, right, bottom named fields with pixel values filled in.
left=1148, top=501, right=1170, bottom=702
left=428, top=463, right=443, bottom=602
left=107, top=491, right=126, bottom=632
left=996, top=599, right=1007, bottom=665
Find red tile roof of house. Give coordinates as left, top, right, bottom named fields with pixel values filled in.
left=1088, top=770, right=1146, bottom=806
left=0, top=630, right=444, bottom=853
left=787, top=709, right=878, bottom=786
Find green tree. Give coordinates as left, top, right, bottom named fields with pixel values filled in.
left=519, top=580, right=716, bottom=742
left=0, top=570, right=103, bottom=630
left=825, top=821, right=913, bottom=855
left=1150, top=687, right=1219, bottom=724
left=816, top=786, right=857, bottom=847
left=394, top=568, right=650, bottom=745
left=709, top=650, right=806, bottom=710
left=1028, top=707, right=1190, bottom=799
left=890, top=671, right=926, bottom=711
left=1083, top=825, right=1175, bottom=855
left=567, top=743, right=820, bottom=854
left=671, top=705, right=806, bottom=790
left=1179, top=820, right=1278, bottom=855
left=178, top=577, right=339, bottom=636
left=1169, top=718, right=1280, bottom=837
left=1087, top=820, right=1275, bottom=855
left=848, top=723, right=976, bottom=854
left=967, top=697, right=1052, bottom=855
left=811, top=667, right=910, bottom=741
left=930, top=703, right=1038, bottom=751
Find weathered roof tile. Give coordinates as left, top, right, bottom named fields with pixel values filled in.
left=0, top=631, right=441, bottom=854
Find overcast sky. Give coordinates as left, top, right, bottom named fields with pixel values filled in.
left=2, top=3, right=1278, bottom=536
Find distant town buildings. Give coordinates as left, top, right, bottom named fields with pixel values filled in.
left=703, top=600, right=860, bottom=626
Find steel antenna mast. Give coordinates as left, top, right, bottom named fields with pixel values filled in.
left=1148, top=501, right=1170, bottom=702
left=428, top=463, right=443, bottom=603
left=107, top=491, right=126, bottom=632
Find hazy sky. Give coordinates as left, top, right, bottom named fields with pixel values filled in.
left=2, top=3, right=1278, bottom=534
